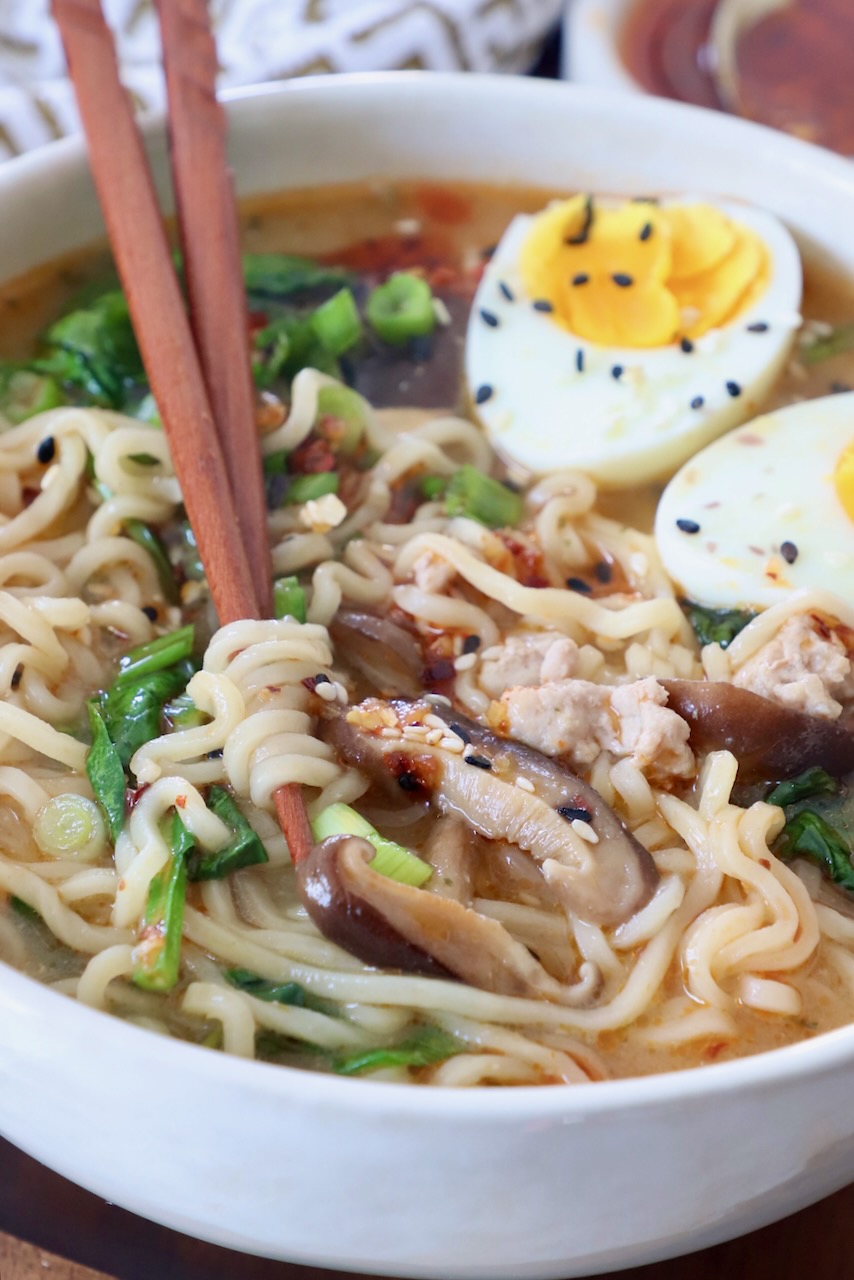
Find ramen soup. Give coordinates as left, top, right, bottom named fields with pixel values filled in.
left=1, top=182, right=854, bottom=1087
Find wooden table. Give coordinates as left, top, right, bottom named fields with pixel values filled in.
left=0, top=1137, right=848, bottom=1280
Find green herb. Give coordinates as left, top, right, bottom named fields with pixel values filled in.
left=420, top=474, right=448, bottom=501
left=262, top=449, right=288, bottom=477
left=444, top=465, right=523, bottom=528
left=127, top=452, right=160, bottom=466
left=0, top=367, right=64, bottom=423
left=681, top=600, right=756, bottom=650
left=315, top=384, right=368, bottom=452
left=85, top=700, right=126, bottom=842
left=365, top=273, right=435, bottom=346
left=186, top=786, right=268, bottom=881
left=10, top=895, right=41, bottom=924
left=310, top=288, right=362, bottom=356
left=132, top=811, right=188, bottom=992
left=39, top=291, right=144, bottom=408
left=100, top=661, right=195, bottom=769
left=252, top=313, right=340, bottom=388
left=117, top=625, right=195, bottom=684
left=312, top=803, right=432, bottom=888
left=333, top=1026, right=462, bottom=1076
left=177, top=519, right=205, bottom=583
left=225, top=968, right=334, bottom=1015
left=801, top=323, right=854, bottom=366
left=162, top=692, right=207, bottom=731
left=767, top=767, right=839, bottom=808
left=123, top=519, right=179, bottom=604
left=285, top=472, right=339, bottom=505
left=777, top=810, right=854, bottom=892
left=242, top=254, right=351, bottom=299
left=273, top=576, right=307, bottom=623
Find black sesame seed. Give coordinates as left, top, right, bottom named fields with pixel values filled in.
left=36, top=436, right=55, bottom=465
left=398, top=772, right=420, bottom=792
left=449, top=721, right=472, bottom=744
left=566, top=577, right=592, bottom=594
left=572, top=272, right=590, bottom=287
left=207, top=748, right=224, bottom=760
left=498, top=280, right=514, bottom=302
left=480, top=308, right=500, bottom=328
left=475, top=384, right=493, bottom=405
left=780, top=540, right=799, bottom=565
left=676, top=518, right=701, bottom=534
left=594, top=560, right=612, bottom=584
left=747, top=321, right=769, bottom=333
left=142, top=605, right=158, bottom=621
left=575, top=349, right=585, bottom=373
left=612, top=273, right=634, bottom=288
left=726, top=380, right=742, bottom=398
left=10, top=666, right=22, bottom=690
left=611, top=364, right=624, bottom=381
left=466, top=754, right=492, bottom=770
left=639, top=222, right=653, bottom=242
left=314, top=673, right=331, bottom=685
left=690, top=395, right=705, bottom=410
left=558, top=805, right=593, bottom=823
left=502, top=478, right=523, bottom=494
left=410, top=334, right=433, bottom=363
left=680, top=337, right=694, bottom=354
left=831, top=381, right=851, bottom=395
left=532, top=299, right=554, bottom=313
left=565, top=195, right=594, bottom=246
left=481, top=244, right=497, bottom=261
left=462, top=635, right=481, bottom=655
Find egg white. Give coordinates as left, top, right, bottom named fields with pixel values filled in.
left=466, top=197, right=802, bottom=487
left=655, top=392, right=854, bottom=609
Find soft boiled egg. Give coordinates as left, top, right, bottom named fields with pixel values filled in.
left=466, top=194, right=802, bottom=486
left=655, top=392, right=854, bottom=609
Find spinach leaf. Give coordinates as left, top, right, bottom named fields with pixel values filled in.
left=100, top=660, right=194, bottom=770
left=85, top=700, right=126, bottom=841
left=242, top=254, right=350, bottom=300
left=124, top=520, right=179, bottom=604
left=39, top=291, right=145, bottom=408
left=777, top=810, right=854, bottom=892
left=186, top=786, right=268, bottom=881
left=132, top=811, right=188, bottom=993
left=333, top=1026, right=463, bottom=1077
left=767, top=767, right=839, bottom=808
left=225, top=968, right=333, bottom=1014
left=681, top=600, right=756, bottom=649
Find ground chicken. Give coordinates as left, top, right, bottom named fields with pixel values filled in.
left=501, top=675, right=695, bottom=782
left=733, top=614, right=854, bottom=721
left=478, top=632, right=581, bottom=699
left=412, top=551, right=456, bottom=594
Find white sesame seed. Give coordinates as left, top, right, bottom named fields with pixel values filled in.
left=454, top=653, right=477, bottom=672
left=381, top=727, right=403, bottom=739
left=432, top=297, right=452, bottom=327
left=515, top=776, right=535, bottom=793
left=439, top=736, right=465, bottom=752
left=315, top=680, right=338, bottom=702
left=332, top=681, right=348, bottom=704
left=402, top=725, right=430, bottom=740
left=394, top=217, right=422, bottom=236
left=479, top=646, right=502, bottom=662
left=41, top=464, right=60, bottom=491
left=426, top=694, right=452, bottom=707
left=572, top=819, right=599, bottom=844
left=423, top=713, right=447, bottom=731
left=425, top=728, right=444, bottom=745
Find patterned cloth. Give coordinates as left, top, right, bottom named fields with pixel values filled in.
left=0, top=0, right=562, bottom=159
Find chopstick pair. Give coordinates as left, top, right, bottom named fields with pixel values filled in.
left=52, top=0, right=313, bottom=864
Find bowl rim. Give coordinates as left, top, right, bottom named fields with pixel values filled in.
left=2, top=71, right=854, bottom=1119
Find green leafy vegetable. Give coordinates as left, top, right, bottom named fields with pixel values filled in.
left=333, top=1026, right=462, bottom=1076
left=132, top=811, right=188, bottom=992
left=365, top=272, right=435, bottom=345
left=262, top=449, right=288, bottom=477
left=242, top=254, right=351, bottom=299
left=123, top=520, right=179, bottom=605
left=100, top=661, right=195, bottom=769
left=681, top=600, right=756, bottom=650
left=285, top=472, right=339, bottom=505
left=225, top=968, right=334, bottom=1015
left=801, top=323, right=854, bottom=366
left=186, top=786, right=268, bottom=881
left=117, top=625, right=195, bottom=684
left=85, top=701, right=126, bottom=842
left=10, top=895, right=41, bottom=924
left=420, top=474, right=448, bottom=501
left=445, top=465, right=522, bottom=528
left=39, top=291, right=144, bottom=408
left=777, top=810, right=854, bottom=892
left=312, top=803, right=432, bottom=887
left=273, top=576, right=307, bottom=623
left=162, top=692, right=207, bottom=731
left=0, top=367, right=64, bottom=423
left=310, top=288, right=362, bottom=356
left=767, top=768, right=839, bottom=808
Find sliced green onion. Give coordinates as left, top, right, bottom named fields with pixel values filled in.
left=311, top=802, right=432, bottom=888
left=262, top=449, right=288, bottom=477
left=445, top=465, right=522, bottom=528
left=132, top=811, right=188, bottom=992
left=310, top=288, right=362, bottom=356
left=366, top=273, right=435, bottom=346
left=767, top=767, right=839, bottom=808
left=273, top=576, right=307, bottom=623
left=117, top=624, right=195, bottom=683
left=162, top=692, right=208, bottom=731
left=85, top=700, right=126, bottom=843
left=285, top=472, right=339, bottom=505
left=333, top=1026, right=461, bottom=1076
left=124, top=519, right=179, bottom=605
left=315, top=384, right=369, bottom=452
left=801, top=323, right=854, bottom=366
left=420, top=474, right=447, bottom=501
left=33, top=794, right=107, bottom=862
left=0, top=369, right=64, bottom=424
left=186, top=786, right=268, bottom=881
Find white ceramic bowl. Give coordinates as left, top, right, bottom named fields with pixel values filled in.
left=2, top=75, right=854, bottom=1280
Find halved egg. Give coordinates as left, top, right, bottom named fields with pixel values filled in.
left=655, top=392, right=854, bottom=609
left=466, top=194, right=802, bottom=487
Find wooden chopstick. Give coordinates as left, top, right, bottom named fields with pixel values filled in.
left=52, top=0, right=313, bottom=866
left=156, top=0, right=272, bottom=619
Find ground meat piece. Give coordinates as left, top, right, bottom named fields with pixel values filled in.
left=478, top=632, right=581, bottom=700
left=412, top=552, right=457, bottom=594
left=733, top=614, right=853, bottom=721
left=501, top=675, right=695, bottom=782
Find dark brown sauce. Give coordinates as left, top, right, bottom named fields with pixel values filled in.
left=621, top=0, right=854, bottom=155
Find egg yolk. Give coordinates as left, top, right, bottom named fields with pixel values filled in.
left=519, top=196, right=770, bottom=349
left=834, top=442, right=854, bottom=522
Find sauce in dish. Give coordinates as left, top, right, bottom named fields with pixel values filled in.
left=0, top=180, right=854, bottom=1086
